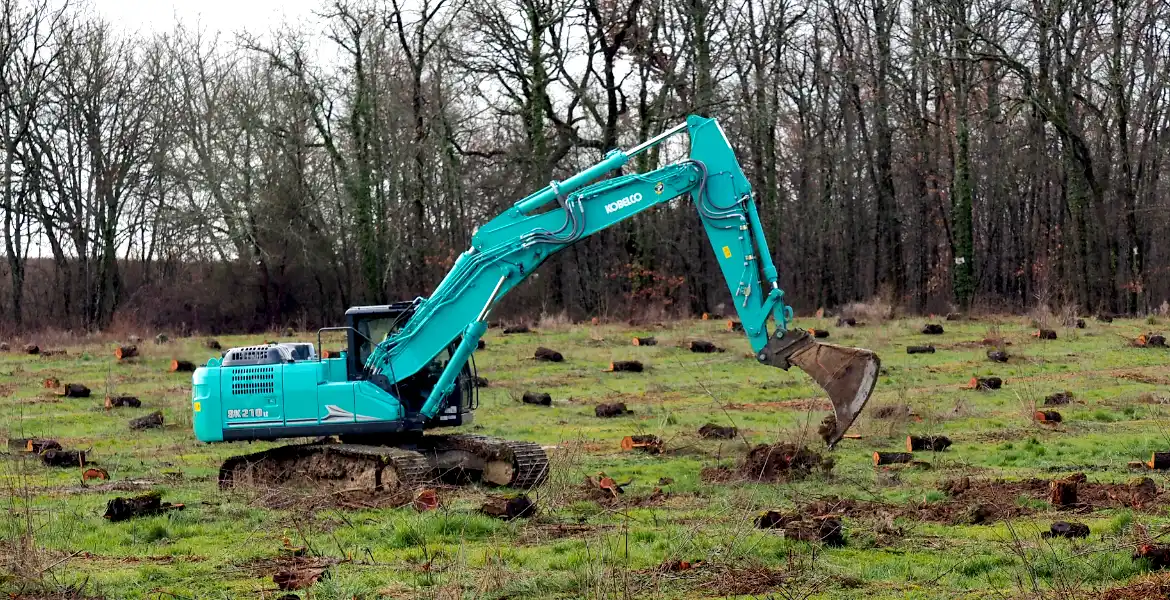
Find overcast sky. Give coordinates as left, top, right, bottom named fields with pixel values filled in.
left=92, top=0, right=321, bottom=33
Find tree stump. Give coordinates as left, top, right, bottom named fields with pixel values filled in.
left=688, top=340, right=719, bottom=353
left=477, top=339, right=486, bottom=349
left=472, top=376, right=489, bottom=388
left=1042, top=521, right=1090, bottom=539
left=534, top=347, right=564, bottom=362
left=1049, top=476, right=1079, bottom=508
left=23, top=344, right=39, bottom=355
left=809, top=328, right=830, bottom=338
left=906, top=435, right=952, bottom=452
left=103, top=491, right=183, bottom=522
left=1044, top=391, right=1073, bottom=405
left=115, top=345, right=138, bottom=360
left=907, top=345, right=935, bottom=354
left=502, top=325, right=531, bottom=334
left=595, top=402, right=631, bottom=418
left=607, top=361, right=644, bottom=373
left=521, top=391, right=552, bottom=406
left=1097, top=314, right=1114, bottom=323
left=42, top=377, right=60, bottom=389
left=986, top=350, right=1009, bottom=363
left=129, top=411, right=164, bottom=430
left=1035, top=329, right=1058, bottom=340
left=204, top=339, right=222, bottom=350
left=170, top=360, right=196, bottom=373
left=783, top=516, right=844, bottom=546
left=1035, top=410, right=1063, bottom=423
left=836, top=317, right=857, bottom=327
left=20, top=439, right=61, bottom=453
left=1134, top=544, right=1170, bottom=570
left=1075, top=319, right=1086, bottom=329
left=967, top=377, right=1002, bottom=390
left=921, top=324, right=944, bottom=335
left=154, top=333, right=169, bottom=344
left=873, top=452, right=914, bottom=466
left=727, top=320, right=744, bottom=332
left=632, top=337, right=657, bottom=346
left=698, top=423, right=738, bottom=439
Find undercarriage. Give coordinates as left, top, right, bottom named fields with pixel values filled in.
left=217, top=433, right=550, bottom=492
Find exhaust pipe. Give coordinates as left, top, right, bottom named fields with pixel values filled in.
left=757, top=329, right=880, bottom=448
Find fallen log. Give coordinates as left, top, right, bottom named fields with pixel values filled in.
left=607, top=360, right=644, bottom=373
left=1035, top=410, right=1063, bottom=423
left=727, top=320, right=744, bottom=332
left=62, top=384, right=90, bottom=398
left=1042, top=521, right=1090, bottom=539
left=534, top=347, right=564, bottom=362
left=41, top=449, right=85, bottom=467
left=502, top=325, right=531, bottom=334
left=1075, top=319, right=1086, bottom=328
left=873, top=452, right=914, bottom=466
left=966, top=376, right=1003, bottom=390
left=40, top=349, right=66, bottom=357
left=1135, top=333, right=1168, bottom=348
left=906, top=435, right=952, bottom=452
left=906, top=345, right=935, bottom=354
left=521, top=391, right=552, bottom=406
left=688, top=340, right=720, bottom=353
left=42, top=377, right=60, bottom=389
left=1044, top=391, right=1074, bottom=405
left=20, top=438, right=62, bottom=453
left=170, top=360, right=196, bottom=373
left=836, top=317, right=857, bottom=327
left=23, top=344, right=39, bottom=355
left=477, top=339, right=486, bottom=349
left=632, top=337, right=657, bottom=346
left=1134, top=544, right=1170, bottom=570
left=945, top=313, right=963, bottom=321
left=103, top=491, right=183, bottom=522
left=922, top=324, right=944, bottom=335
left=129, top=411, right=164, bottom=430
left=986, top=350, right=1009, bottom=363
left=1148, top=452, right=1170, bottom=470
left=621, top=434, right=663, bottom=453
left=1097, top=314, right=1114, bottom=323
left=595, top=402, right=631, bottom=418
left=115, top=345, right=138, bottom=360
left=809, top=328, right=830, bottom=338
left=480, top=494, right=536, bottom=520
left=1034, top=329, right=1058, bottom=340
left=105, top=396, right=141, bottom=409
left=1049, top=476, right=1078, bottom=508
left=698, top=423, right=737, bottom=439
left=204, top=339, right=222, bottom=350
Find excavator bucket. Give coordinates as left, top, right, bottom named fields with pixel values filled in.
left=757, top=329, right=880, bottom=448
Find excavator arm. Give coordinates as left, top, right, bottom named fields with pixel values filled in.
left=366, top=115, right=879, bottom=446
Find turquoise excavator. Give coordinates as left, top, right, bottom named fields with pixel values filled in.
left=192, top=116, right=881, bottom=493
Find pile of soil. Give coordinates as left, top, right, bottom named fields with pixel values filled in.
left=704, top=443, right=832, bottom=483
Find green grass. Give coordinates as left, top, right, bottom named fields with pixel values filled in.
left=2, top=315, right=1170, bottom=599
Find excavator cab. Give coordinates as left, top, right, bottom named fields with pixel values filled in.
left=344, top=304, right=476, bottom=426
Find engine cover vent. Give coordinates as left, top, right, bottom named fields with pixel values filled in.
left=222, top=345, right=290, bottom=367
left=230, top=366, right=275, bottom=395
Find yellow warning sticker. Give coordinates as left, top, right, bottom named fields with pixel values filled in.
left=722, top=246, right=732, bottom=258
left=193, top=402, right=201, bottom=412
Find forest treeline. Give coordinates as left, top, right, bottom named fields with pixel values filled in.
left=1, top=0, right=1168, bottom=333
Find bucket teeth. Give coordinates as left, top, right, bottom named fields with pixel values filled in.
left=758, top=329, right=880, bottom=447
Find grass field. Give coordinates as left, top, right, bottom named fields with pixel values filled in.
left=3, top=314, right=1170, bottom=599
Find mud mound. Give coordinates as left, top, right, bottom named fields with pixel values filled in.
left=740, top=443, right=833, bottom=481
left=1102, top=573, right=1170, bottom=600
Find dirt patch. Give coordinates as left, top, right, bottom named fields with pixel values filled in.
left=723, top=398, right=832, bottom=412
left=793, top=475, right=1167, bottom=526
left=517, top=522, right=614, bottom=545
left=703, top=443, right=832, bottom=484
left=639, top=563, right=791, bottom=597
left=1101, top=573, right=1170, bottom=600
left=1114, top=370, right=1170, bottom=386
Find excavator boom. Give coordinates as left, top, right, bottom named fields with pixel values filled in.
left=364, top=115, right=879, bottom=445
